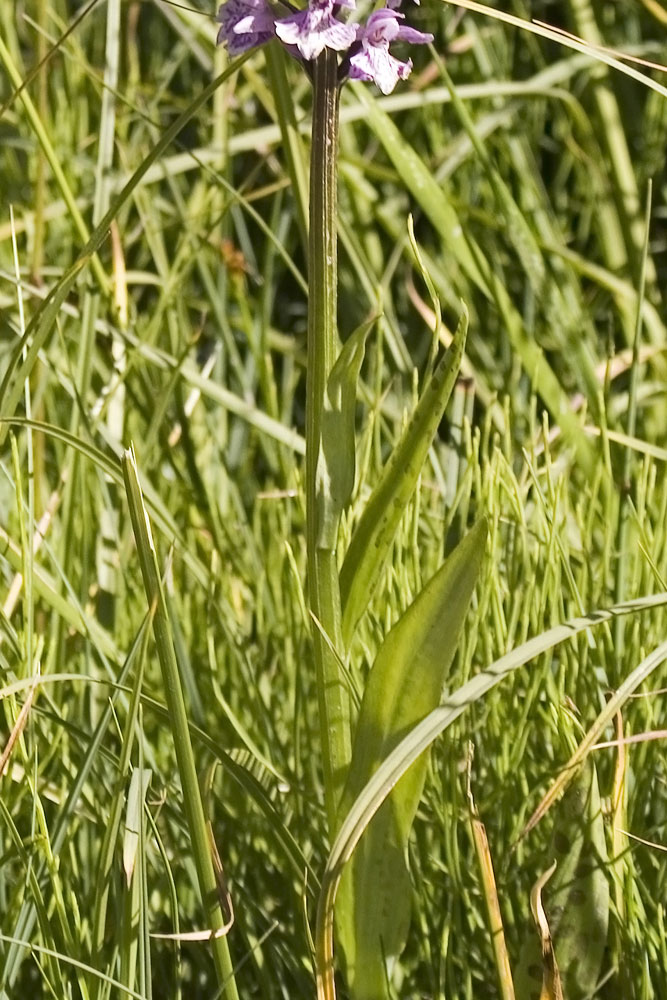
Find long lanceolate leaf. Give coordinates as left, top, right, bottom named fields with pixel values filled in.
left=339, top=308, right=468, bottom=647
left=336, top=519, right=487, bottom=999
left=314, top=591, right=667, bottom=1000
left=318, top=316, right=376, bottom=551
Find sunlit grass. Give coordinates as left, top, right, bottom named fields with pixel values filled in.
left=1, top=0, right=667, bottom=996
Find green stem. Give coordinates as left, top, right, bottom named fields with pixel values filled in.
left=307, top=52, right=351, bottom=833
left=122, top=449, right=240, bottom=1000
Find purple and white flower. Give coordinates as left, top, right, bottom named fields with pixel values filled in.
left=275, top=0, right=357, bottom=62
left=346, top=9, right=432, bottom=94
left=215, top=0, right=432, bottom=92
left=216, top=0, right=276, bottom=55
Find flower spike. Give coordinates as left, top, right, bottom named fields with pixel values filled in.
left=216, top=0, right=432, bottom=93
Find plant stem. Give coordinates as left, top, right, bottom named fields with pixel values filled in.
left=122, top=449, right=240, bottom=1000
left=307, top=51, right=351, bottom=833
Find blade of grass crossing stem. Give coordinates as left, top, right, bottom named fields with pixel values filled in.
left=122, top=446, right=239, bottom=1000
left=314, top=591, right=667, bottom=1000
left=339, top=308, right=468, bottom=646
left=0, top=937, right=150, bottom=1000
left=335, top=520, right=487, bottom=999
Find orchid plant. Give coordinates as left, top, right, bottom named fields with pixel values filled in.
left=213, top=6, right=484, bottom=999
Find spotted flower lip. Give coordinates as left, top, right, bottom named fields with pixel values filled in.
left=216, top=0, right=276, bottom=55
left=346, top=8, right=433, bottom=94
left=275, top=0, right=357, bottom=62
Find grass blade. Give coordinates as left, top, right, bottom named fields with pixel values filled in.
left=521, top=639, right=667, bottom=841
left=352, top=84, right=597, bottom=471
left=466, top=751, right=515, bottom=1000
left=122, top=447, right=240, bottom=1000
left=0, top=57, right=250, bottom=438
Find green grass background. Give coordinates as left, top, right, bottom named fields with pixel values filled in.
left=2, top=0, right=667, bottom=996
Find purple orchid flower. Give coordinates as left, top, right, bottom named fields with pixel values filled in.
left=346, top=8, right=432, bottom=94
left=216, top=0, right=432, bottom=92
left=216, top=0, right=276, bottom=55
left=274, top=0, right=357, bottom=61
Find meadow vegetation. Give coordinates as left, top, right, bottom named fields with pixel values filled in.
left=2, top=0, right=667, bottom=996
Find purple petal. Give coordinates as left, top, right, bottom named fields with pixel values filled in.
left=349, top=45, right=412, bottom=94
left=275, top=4, right=356, bottom=60
left=395, top=24, right=433, bottom=44
left=216, top=0, right=275, bottom=53
left=362, top=9, right=403, bottom=43
left=361, top=7, right=432, bottom=46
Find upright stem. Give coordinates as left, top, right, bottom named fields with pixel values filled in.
left=123, top=450, right=239, bottom=1000
left=307, top=51, right=351, bottom=833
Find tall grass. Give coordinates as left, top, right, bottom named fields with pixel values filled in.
left=1, top=0, right=667, bottom=996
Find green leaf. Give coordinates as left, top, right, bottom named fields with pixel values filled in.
left=317, top=317, right=376, bottom=550
left=336, top=518, right=487, bottom=999
left=339, top=308, right=468, bottom=646
left=515, top=762, right=609, bottom=1000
